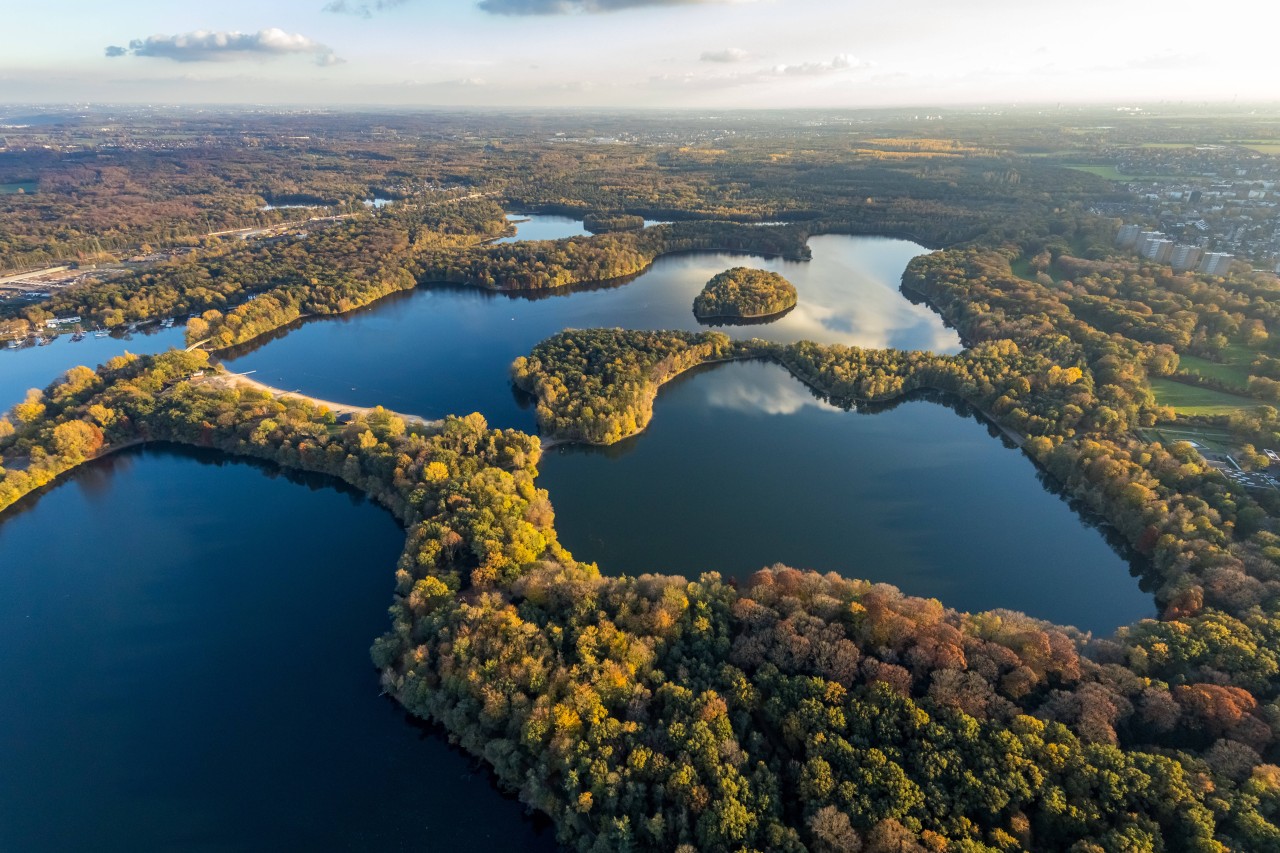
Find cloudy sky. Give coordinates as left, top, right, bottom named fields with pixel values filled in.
left=2, top=0, right=1276, bottom=107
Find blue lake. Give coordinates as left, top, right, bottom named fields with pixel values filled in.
left=0, top=445, right=556, bottom=851
left=220, top=236, right=956, bottom=431
left=537, top=361, right=1151, bottom=635
left=0, top=229, right=1156, bottom=849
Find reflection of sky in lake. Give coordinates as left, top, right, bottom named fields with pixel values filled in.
left=492, top=213, right=590, bottom=244
left=688, top=235, right=960, bottom=353
left=703, top=363, right=842, bottom=416
left=494, top=214, right=669, bottom=244
left=220, top=235, right=957, bottom=431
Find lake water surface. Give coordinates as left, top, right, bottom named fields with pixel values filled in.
left=0, top=231, right=1154, bottom=849
left=221, top=236, right=956, bottom=431
left=494, top=213, right=591, bottom=244
left=537, top=361, right=1150, bottom=635
left=1, top=326, right=185, bottom=412
left=0, top=445, right=556, bottom=852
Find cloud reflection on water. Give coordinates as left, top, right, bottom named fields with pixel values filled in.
left=703, top=365, right=842, bottom=416
left=686, top=236, right=960, bottom=354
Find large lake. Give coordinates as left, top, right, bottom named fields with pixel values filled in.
left=0, top=445, right=556, bottom=852
left=0, top=230, right=1153, bottom=848
left=537, top=361, right=1150, bottom=635
left=218, top=236, right=956, bottom=431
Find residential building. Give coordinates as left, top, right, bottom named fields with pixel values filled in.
left=1171, top=244, right=1203, bottom=272
left=1199, top=252, right=1234, bottom=276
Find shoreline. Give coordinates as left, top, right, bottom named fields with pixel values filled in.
left=693, top=305, right=796, bottom=323
left=534, top=350, right=1029, bottom=452
left=196, top=370, right=441, bottom=430
left=113, top=229, right=929, bottom=358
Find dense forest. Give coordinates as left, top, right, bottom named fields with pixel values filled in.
left=4, top=199, right=509, bottom=347
left=693, top=267, right=797, bottom=320
left=8, top=109, right=1280, bottom=851
left=5, top=354, right=1280, bottom=850
left=1, top=107, right=1122, bottom=273
left=583, top=213, right=647, bottom=234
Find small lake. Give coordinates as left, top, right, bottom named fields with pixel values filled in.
left=0, top=444, right=555, bottom=852
left=537, top=361, right=1151, bottom=635
left=494, top=213, right=591, bottom=244
left=221, top=236, right=956, bottom=431
left=493, top=214, right=669, bottom=245
left=0, top=326, right=185, bottom=412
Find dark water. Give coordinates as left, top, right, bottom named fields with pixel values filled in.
left=0, top=232, right=1154, bottom=849
left=538, top=361, right=1151, bottom=635
left=0, top=326, right=185, bottom=412
left=222, top=236, right=956, bottom=431
left=0, top=445, right=556, bottom=852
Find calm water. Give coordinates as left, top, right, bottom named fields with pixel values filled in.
left=222, top=236, right=956, bottom=431
left=0, top=445, right=555, bottom=852
left=493, top=213, right=591, bottom=244
left=1, top=326, right=185, bottom=412
left=0, top=231, right=1154, bottom=848
left=539, top=361, right=1150, bottom=634
left=493, top=214, right=668, bottom=244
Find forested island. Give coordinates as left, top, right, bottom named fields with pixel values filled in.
left=582, top=212, right=646, bottom=234
left=8, top=109, right=1280, bottom=851
left=693, top=267, right=798, bottom=320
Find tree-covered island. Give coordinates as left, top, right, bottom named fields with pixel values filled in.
left=693, top=267, right=798, bottom=321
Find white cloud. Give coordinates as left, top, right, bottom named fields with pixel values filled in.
left=323, top=0, right=411, bottom=17
left=106, top=29, right=341, bottom=66
left=479, top=0, right=741, bottom=14
left=772, top=54, right=874, bottom=76
left=700, top=48, right=750, bottom=63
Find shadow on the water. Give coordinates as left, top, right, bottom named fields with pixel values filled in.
left=694, top=303, right=796, bottom=328
left=389, top=698, right=560, bottom=849
left=512, top=382, right=538, bottom=412
left=0, top=442, right=382, bottom=534
left=898, top=280, right=966, bottom=345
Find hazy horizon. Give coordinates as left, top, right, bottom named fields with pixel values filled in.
left=4, top=0, right=1276, bottom=108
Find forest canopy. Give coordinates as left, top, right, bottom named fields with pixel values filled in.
left=8, top=110, right=1280, bottom=851
left=693, top=267, right=798, bottom=320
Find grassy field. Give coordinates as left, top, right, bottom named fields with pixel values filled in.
left=1144, top=424, right=1235, bottom=453
left=1227, top=141, right=1280, bottom=155
left=1177, top=353, right=1252, bottom=390
left=1010, top=256, right=1038, bottom=282
left=1010, top=255, right=1063, bottom=285
left=1150, top=377, right=1262, bottom=416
